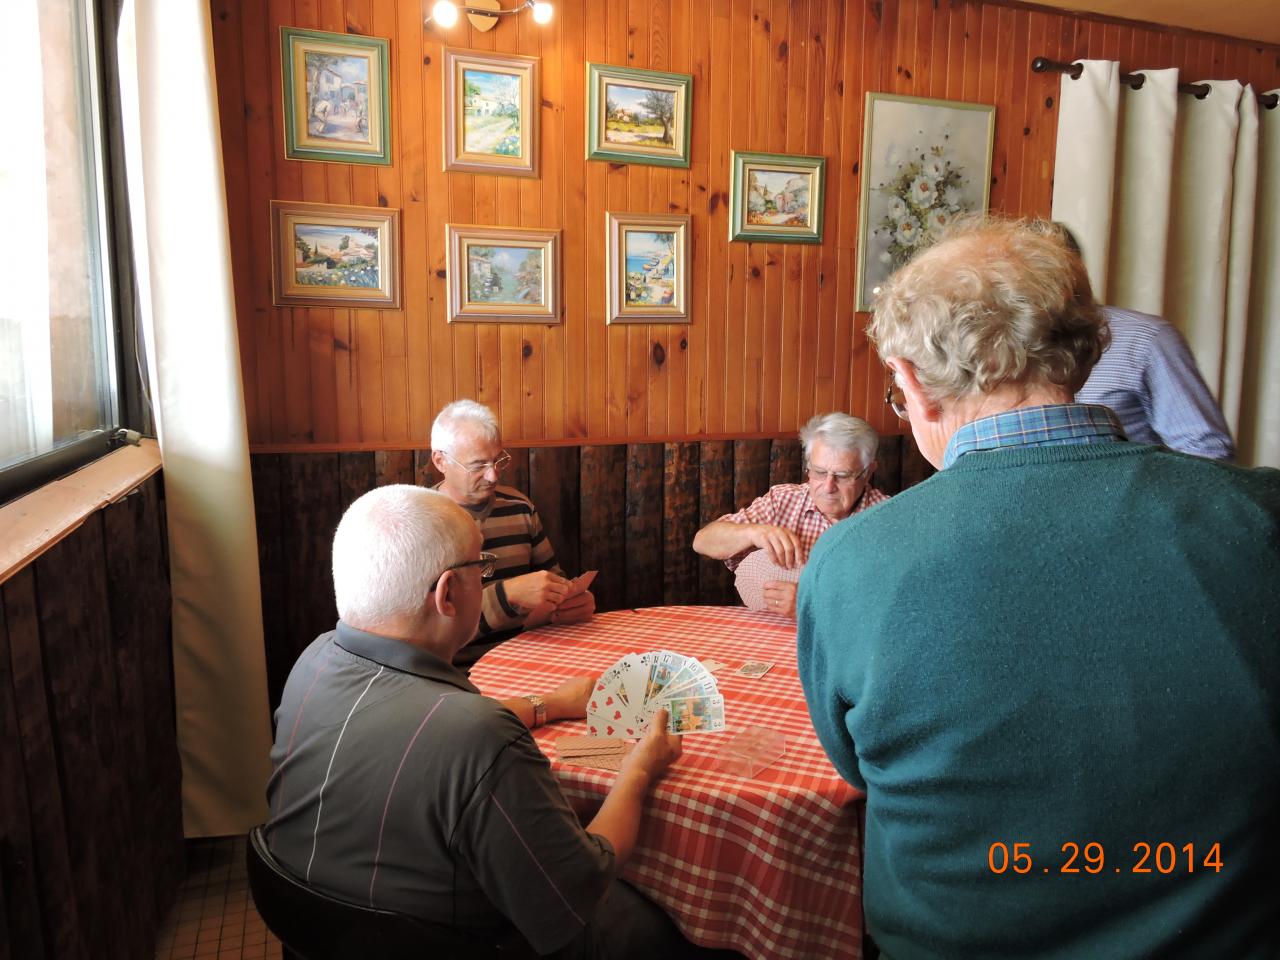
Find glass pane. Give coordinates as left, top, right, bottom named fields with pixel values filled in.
left=0, top=0, right=116, bottom=472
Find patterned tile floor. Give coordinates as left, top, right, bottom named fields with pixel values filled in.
left=154, top=836, right=283, bottom=960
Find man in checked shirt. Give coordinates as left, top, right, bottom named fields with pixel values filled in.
left=692, top=412, right=889, bottom=617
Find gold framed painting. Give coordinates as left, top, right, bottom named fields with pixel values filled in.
left=280, top=27, right=391, bottom=165
left=270, top=200, right=400, bottom=308
left=606, top=212, right=689, bottom=323
left=443, top=49, right=539, bottom=177
left=446, top=224, right=561, bottom=323
left=855, top=92, right=995, bottom=311
left=586, top=63, right=692, bottom=168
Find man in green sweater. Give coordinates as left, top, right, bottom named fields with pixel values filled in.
left=798, top=218, right=1279, bottom=959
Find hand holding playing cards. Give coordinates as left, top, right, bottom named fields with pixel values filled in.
left=551, top=589, right=596, bottom=625
left=761, top=579, right=797, bottom=618
left=546, top=674, right=596, bottom=721
left=504, top=570, right=571, bottom=612
left=749, top=524, right=803, bottom=569
left=618, top=708, right=682, bottom=787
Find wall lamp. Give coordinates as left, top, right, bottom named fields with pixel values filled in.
left=425, top=0, right=553, bottom=32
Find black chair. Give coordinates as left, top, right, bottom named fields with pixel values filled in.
left=246, top=825, right=532, bottom=960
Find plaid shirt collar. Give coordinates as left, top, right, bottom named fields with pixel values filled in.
left=943, top=403, right=1127, bottom=468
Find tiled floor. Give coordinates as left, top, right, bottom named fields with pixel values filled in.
left=154, top=836, right=283, bottom=960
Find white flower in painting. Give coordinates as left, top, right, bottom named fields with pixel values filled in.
left=909, top=175, right=936, bottom=208
left=895, top=216, right=922, bottom=246
left=888, top=196, right=908, bottom=220
left=925, top=157, right=947, bottom=179
left=878, top=251, right=893, bottom=264
left=944, top=186, right=962, bottom=210
left=926, top=208, right=951, bottom=235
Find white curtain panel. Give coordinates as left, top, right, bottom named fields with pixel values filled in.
left=119, top=0, right=272, bottom=835
left=1054, top=59, right=1280, bottom=468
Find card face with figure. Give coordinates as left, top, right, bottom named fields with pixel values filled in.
left=589, top=650, right=726, bottom=737
left=665, top=695, right=726, bottom=735
left=737, top=660, right=774, bottom=679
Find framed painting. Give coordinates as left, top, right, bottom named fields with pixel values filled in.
left=446, top=224, right=560, bottom=322
left=587, top=63, right=692, bottom=168
left=443, top=49, right=539, bottom=177
left=606, top=213, right=689, bottom=323
left=280, top=27, right=391, bottom=165
left=729, top=151, right=826, bottom=243
left=270, top=200, right=400, bottom=308
left=856, top=92, right=995, bottom=311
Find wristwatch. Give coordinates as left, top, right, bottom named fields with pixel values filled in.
left=523, top=694, right=547, bottom=728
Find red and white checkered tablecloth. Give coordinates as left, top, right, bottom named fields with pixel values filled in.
left=468, top=606, right=865, bottom=960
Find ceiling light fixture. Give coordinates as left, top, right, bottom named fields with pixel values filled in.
left=425, top=0, right=553, bottom=32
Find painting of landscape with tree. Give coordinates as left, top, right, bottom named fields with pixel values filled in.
left=587, top=63, right=691, bottom=168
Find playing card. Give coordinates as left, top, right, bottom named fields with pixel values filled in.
left=736, top=660, right=774, bottom=679
left=662, top=675, right=719, bottom=701
left=700, top=658, right=728, bottom=674
left=560, top=751, right=627, bottom=771
left=733, top=549, right=802, bottom=611
left=665, top=695, right=726, bottom=735
left=556, top=736, right=630, bottom=757
left=587, top=674, right=641, bottom=738
left=642, top=650, right=688, bottom=703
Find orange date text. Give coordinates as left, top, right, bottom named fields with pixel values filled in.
left=987, top=841, right=1223, bottom=875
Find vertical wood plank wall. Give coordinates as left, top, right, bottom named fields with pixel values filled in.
left=210, top=0, right=1280, bottom=450
left=0, top=477, right=184, bottom=960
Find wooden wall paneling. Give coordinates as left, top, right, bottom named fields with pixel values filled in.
left=529, top=447, right=582, bottom=575
left=507, top=447, right=531, bottom=497
left=34, top=523, right=135, bottom=960
left=901, top=432, right=935, bottom=489
left=0, top=570, right=83, bottom=960
left=624, top=443, right=664, bottom=608
left=375, top=449, right=414, bottom=486
left=251, top=454, right=289, bottom=706
left=540, top=7, right=566, bottom=440
left=661, top=442, right=700, bottom=605
left=873, top=434, right=904, bottom=496
left=579, top=445, right=628, bottom=612
left=768, top=437, right=803, bottom=486
left=732, top=438, right=772, bottom=509
left=413, top=448, right=442, bottom=488
left=695, top=440, right=737, bottom=605
left=339, top=451, right=378, bottom=510
left=0, top=580, right=46, bottom=960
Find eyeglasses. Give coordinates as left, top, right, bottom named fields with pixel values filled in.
left=431, top=551, right=499, bottom=591
left=885, top=374, right=909, bottom=422
left=441, top=450, right=512, bottom=476
left=807, top=462, right=873, bottom=485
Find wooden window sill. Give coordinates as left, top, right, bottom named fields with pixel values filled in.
left=0, top=439, right=162, bottom=586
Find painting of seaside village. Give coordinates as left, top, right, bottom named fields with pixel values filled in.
left=467, top=245, right=544, bottom=305
left=291, top=222, right=381, bottom=288
left=304, top=50, right=372, bottom=144
left=462, top=69, right=523, bottom=157
left=623, top=230, right=677, bottom=307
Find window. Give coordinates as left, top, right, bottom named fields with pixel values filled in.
left=0, top=0, right=132, bottom=505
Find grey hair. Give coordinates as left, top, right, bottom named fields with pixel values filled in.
left=799, top=412, right=879, bottom=464
left=431, top=399, right=501, bottom=453
left=332, top=485, right=478, bottom=626
left=867, top=215, right=1109, bottom=399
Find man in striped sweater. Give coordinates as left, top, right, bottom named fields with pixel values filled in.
left=431, top=400, right=594, bottom=667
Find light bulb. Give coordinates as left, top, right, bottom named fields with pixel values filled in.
left=431, top=0, right=458, bottom=27
left=531, top=1, right=553, bottom=24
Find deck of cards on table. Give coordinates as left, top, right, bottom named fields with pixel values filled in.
left=587, top=650, right=726, bottom=737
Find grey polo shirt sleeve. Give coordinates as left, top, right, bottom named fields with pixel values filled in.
left=452, top=716, right=617, bottom=954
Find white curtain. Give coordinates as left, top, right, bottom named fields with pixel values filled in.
left=118, top=0, right=272, bottom=835
left=1053, top=60, right=1280, bottom=468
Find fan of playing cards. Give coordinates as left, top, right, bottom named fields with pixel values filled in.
left=586, top=650, right=726, bottom=738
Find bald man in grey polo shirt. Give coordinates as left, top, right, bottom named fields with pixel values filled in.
left=266, top=486, right=698, bottom=958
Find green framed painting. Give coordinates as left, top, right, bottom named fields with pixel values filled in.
left=280, top=27, right=391, bottom=165
left=729, top=151, right=825, bottom=243
left=606, top=212, right=689, bottom=323
left=444, top=49, right=539, bottom=177
left=446, top=224, right=561, bottom=322
left=587, top=63, right=692, bottom=168
left=270, top=200, right=400, bottom=308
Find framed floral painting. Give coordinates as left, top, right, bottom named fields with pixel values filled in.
left=729, top=151, right=826, bottom=243
left=855, top=93, right=995, bottom=311
left=270, top=200, right=400, bottom=308
left=443, top=49, right=539, bottom=177
left=446, top=224, right=560, bottom=322
left=586, top=63, right=692, bottom=168
left=280, top=27, right=391, bottom=165
left=606, top=212, right=689, bottom=323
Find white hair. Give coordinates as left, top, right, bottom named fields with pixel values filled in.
left=799, top=412, right=879, bottom=464
left=431, top=399, right=500, bottom=453
left=332, top=485, right=478, bottom=626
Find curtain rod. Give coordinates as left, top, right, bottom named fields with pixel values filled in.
left=1031, top=57, right=1279, bottom=109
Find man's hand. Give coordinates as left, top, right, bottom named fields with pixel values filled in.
left=749, top=524, right=804, bottom=569
left=761, top=580, right=798, bottom=618
left=618, top=708, right=682, bottom=787
left=551, top=590, right=596, bottom=625
left=545, top=674, right=596, bottom=721
left=503, top=570, right=571, bottom=612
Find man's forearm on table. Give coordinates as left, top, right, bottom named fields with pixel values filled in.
left=585, top=769, right=651, bottom=865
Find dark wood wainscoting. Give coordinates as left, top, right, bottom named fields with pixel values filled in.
left=252, top=435, right=932, bottom=709
left=0, top=476, right=184, bottom=960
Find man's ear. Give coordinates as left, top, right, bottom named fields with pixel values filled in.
left=430, top=449, right=448, bottom=475
left=432, top=569, right=458, bottom=619
left=886, top=357, right=944, bottom=423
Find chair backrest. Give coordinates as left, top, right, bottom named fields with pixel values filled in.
left=246, top=825, right=518, bottom=960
